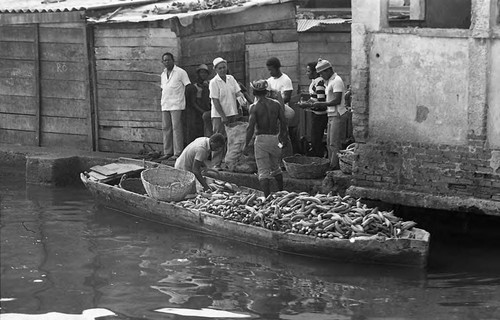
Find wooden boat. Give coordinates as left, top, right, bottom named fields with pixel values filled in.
left=80, top=158, right=430, bottom=268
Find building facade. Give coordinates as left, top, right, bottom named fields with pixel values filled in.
left=349, top=0, right=500, bottom=216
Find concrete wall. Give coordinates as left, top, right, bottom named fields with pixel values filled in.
left=369, top=33, right=469, bottom=145
left=349, top=0, right=500, bottom=216
left=488, top=39, right=500, bottom=148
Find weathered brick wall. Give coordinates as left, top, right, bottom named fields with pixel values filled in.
left=353, top=142, right=500, bottom=201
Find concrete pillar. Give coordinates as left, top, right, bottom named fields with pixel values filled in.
left=351, top=0, right=388, bottom=142
left=352, top=0, right=389, bottom=31
left=467, top=0, right=493, bottom=143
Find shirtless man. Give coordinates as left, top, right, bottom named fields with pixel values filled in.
left=244, top=79, right=288, bottom=197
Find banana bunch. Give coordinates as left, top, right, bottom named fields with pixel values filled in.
left=175, top=189, right=418, bottom=240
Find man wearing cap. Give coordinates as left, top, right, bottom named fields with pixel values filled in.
left=159, top=52, right=191, bottom=161
left=209, top=57, right=247, bottom=170
left=244, top=79, right=288, bottom=197
left=185, top=64, right=212, bottom=142
left=310, top=58, right=348, bottom=169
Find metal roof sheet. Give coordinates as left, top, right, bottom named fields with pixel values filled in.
left=0, top=0, right=159, bottom=14
left=297, top=18, right=351, bottom=32
left=0, top=0, right=292, bottom=19
left=87, top=0, right=293, bottom=24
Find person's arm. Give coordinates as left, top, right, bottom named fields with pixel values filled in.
left=238, top=82, right=253, bottom=104
left=311, top=92, right=342, bottom=111
left=312, top=79, right=342, bottom=111
left=282, top=90, right=292, bottom=105
left=192, top=159, right=211, bottom=191
left=211, top=98, right=227, bottom=123
left=277, top=101, right=288, bottom=146
left=282, top=75, right=294, bottom=105
left=269, top=90, right=284, bottom=106
left=245, top=105, right=257, bottom=149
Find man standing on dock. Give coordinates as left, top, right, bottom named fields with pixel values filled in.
left=158, top=52, right=191, bottom=162
left=310, top=58, right=347, bottom=170
left=244, top=79, right=288, bottom=197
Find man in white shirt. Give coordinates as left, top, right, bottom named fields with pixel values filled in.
left=209, top=57, right=247, bottom=170
left=159, top=52, right=191, bottom=161
left=266, top=57, right=297, bottom=158
left=175, top=133, right=225, bottom=191
left=311, top=58, right=348, bottom=169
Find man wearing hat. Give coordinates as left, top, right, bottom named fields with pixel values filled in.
left=310, top=58, right=348, bottom=169
left=158, top=52, right=191, bottom=161
left=244, top=79, right=288, bottom=197
left=185, top=64, right=212, bottom=142
left=209, top=57, right=247, bottom=170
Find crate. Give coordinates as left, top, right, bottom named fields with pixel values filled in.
left=141, top=166, right=196, bottom=202
left=283, top=156, right=330, bottom=179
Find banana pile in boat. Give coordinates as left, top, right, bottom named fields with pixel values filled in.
left=176, top=181, right=418, bottom=240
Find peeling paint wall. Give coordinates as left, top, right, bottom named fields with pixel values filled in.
left=488, top=39, right=500, bottom=148
left=368, top=34, right=469, bottom=145
left=350, top=0, right=500, bottom=213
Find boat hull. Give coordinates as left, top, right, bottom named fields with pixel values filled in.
left=81, top=173, right=430, bottom=268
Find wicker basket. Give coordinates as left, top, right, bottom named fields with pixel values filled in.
left=337, top=143, right=358, bottom=175
left=141, top=167, right=196, bottom=202
left=283, top=156, right=330, bottom=179
left=119, top=175, right=147, bottom=195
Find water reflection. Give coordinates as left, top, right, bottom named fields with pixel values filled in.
left=1, top=169, right=500, bottom=320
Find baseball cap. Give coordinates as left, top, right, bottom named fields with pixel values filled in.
left=316, top=58, right=332, bottom=73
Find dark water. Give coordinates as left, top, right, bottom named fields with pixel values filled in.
left=1, top=165, right=500, bottom=320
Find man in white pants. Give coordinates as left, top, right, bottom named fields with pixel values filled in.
left=158, top=52, right=191, bottom=161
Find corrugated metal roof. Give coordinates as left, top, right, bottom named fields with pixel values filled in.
left=87, top=0, right=293, bottom=24
left=297, top=18, right=351, bottom=32
left=0, top=0, right=159, bottom=14
left=0, top=0, right=292, bottom=19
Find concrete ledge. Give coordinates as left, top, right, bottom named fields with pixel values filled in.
left=207, top=169, right=352, bottom=195
left=348, top=186, right=500, bottom=217
left=1, top=144, right=135, bottom=186
left=1, top=143, right=353, bottom=192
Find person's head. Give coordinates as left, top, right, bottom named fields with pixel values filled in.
left=315, top=58, right=334, bottom=80
left=209, top=133, right=225, bottom=152
left=266, top=57, right=282, bottom=78
left=306, top=62, right=318, bottom=80
left=196, top=64, right=209, bottom=81
left=213, top=57, right=227, bottom=77
left=162, top=52, right=175, bottom=70
left=250, top=79, right=269, bottom=97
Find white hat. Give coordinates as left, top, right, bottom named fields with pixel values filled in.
left=213, top=57, right=227, bottom=68
left=316, top=58, right=332, bottom=73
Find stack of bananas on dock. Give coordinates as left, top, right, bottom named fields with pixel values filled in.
left=176, top=182, right=418, bottom=240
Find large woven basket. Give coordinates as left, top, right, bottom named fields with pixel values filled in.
left=338, top=143, right=357, bottom=175
left=141, top=167, right=196, bottom=202
left=283, top=156, right=330, bottom=179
